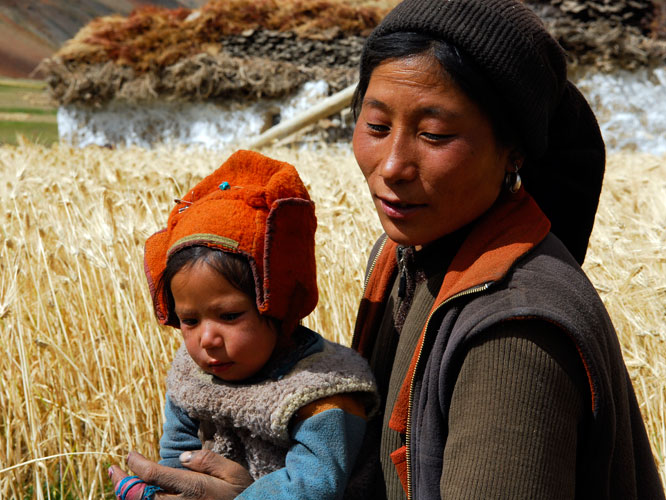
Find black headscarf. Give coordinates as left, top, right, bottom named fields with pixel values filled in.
left=363, top=0, right=605, bottom=264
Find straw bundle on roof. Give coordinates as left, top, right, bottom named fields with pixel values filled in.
left=38, top=0, right=386, bottom=106
left=37, top=0, right=666, bottom=107
left=534, top=0, right=666, bottom=71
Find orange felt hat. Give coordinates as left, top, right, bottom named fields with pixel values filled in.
left=144, top=150, right=318, bottom=333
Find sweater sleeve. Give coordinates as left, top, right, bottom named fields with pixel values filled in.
left=158, top=393, right=202, bottom=469
left=237, top=395, right=367, bottom=500
left=440, top=320, right=588, bottom=499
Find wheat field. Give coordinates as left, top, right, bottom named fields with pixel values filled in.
left=0, top=140, right=664, bottom=498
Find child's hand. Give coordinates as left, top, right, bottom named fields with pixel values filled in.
left=108, top=466, right=161, bottom=500
left=109, top=450, right=253, bottom=500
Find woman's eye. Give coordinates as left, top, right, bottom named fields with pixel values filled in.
left=422, top=132, right=453, bottom=141
left=366, top=122, right=389, bottom=133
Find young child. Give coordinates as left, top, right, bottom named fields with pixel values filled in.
left=114, top=150, right=378, bottom=500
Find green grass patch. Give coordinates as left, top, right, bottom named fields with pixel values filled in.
left=0, top=78, right=46, bottom=91
left=0, top=107, right=57, bottom=115
left=0, top=77, right=56, bottom=113
left=20, top=476, right=115, bottom=500
left=0, top=78, right=58, bottom=145
left=0, top=121, right=59, bottom=146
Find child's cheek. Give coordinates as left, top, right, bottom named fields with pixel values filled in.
left=223, top=331, right=251, bottom=360
left=182, top=330, right=203, bottom=362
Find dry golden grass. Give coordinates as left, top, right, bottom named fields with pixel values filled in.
left=0, top=140, right=664, bottom=497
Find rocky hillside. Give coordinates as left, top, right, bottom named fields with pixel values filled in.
left=0, top=0, right=208, bottom=78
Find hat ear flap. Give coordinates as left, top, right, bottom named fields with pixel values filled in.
left=262, top=198, right=318, bottom=333
left=144, top=228, right=173, bottom=325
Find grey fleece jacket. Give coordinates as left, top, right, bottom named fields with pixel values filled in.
left=165, top=330, right=379, bottom=480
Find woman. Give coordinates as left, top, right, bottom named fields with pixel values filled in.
left=348, top=1, right=664, bottom=498
left=110, top=0, right=665, bottom=498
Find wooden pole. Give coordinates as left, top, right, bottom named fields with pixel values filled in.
left=245, top=83, right=356, bottom=149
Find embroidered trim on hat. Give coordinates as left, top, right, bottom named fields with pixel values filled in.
left=167, top=234, right=240, bottom=257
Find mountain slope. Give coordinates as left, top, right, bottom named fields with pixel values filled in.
left=0, top=0, right=208, bottom=78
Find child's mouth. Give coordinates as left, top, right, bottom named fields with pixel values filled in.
left=209, top=361, right=234, bottom=374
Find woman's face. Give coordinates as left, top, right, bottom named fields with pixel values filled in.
left=353, top=53, right=514, bottom=247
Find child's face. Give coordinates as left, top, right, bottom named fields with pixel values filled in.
left=171, top=260, right=278, bottom=382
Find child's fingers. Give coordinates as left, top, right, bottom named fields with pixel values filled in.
left=108, top=465, right=147, bottom=500
left=108, top=465, right=128, bottom=493
left=179, top=450, right=253, bottom=488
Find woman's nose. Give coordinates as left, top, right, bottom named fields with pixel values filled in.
left=200, top=321, right=223, bottom=349
left=379, top=130, right=418, bottom=183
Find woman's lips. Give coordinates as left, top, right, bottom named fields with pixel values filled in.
left=379, top=197, right=425, bottom=219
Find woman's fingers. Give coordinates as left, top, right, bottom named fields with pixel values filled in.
left=126, top=451, right=208, bottom=497
left=179, top=450, right=253, bottom=488
left=124, top=450, right=248, bottom=499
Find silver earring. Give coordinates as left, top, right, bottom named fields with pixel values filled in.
left=505, top=163, right=522, bottom=193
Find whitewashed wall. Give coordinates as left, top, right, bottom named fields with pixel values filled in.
left=58, top=68, right=666, bottom=154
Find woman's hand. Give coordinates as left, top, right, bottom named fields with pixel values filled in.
left=109, top=450, right=254, bottom=499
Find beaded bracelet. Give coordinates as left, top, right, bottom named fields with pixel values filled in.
left=142, top=484, right=164, bottom=499
left=115, top=475, right=164, bottom=500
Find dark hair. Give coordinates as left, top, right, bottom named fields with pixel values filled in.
left=159, top=246, right=257, bottom=326
left=352, top=31, right=520, bottom=150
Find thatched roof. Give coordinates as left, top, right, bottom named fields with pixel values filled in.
left=533, top=0, right=666, bottom=71
left=38, top=0, right=666, bottom=106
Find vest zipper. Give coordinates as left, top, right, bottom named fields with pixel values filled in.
left=397, top=248, right=407, bottom=299
left=405, top=281, right=492, bottom=500
left=363, top=234, right=389, bottom=292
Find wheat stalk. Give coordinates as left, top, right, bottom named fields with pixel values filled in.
left=0, top=141, right=663, bottom=497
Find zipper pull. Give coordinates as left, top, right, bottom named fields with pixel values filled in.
left=398, top=252, right=407, bottom=298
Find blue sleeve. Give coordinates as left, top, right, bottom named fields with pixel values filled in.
left=237, top=408, right=367, bottom=500
left=158, top=394, right=202, bottom=469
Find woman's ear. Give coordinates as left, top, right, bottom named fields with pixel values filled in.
left=505, top=149, right=525, bottom=172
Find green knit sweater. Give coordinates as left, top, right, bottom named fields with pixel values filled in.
left=370, top=242, right=589, bottom=499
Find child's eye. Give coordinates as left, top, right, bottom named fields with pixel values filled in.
left=179, top=318, right=198, bottom=327
left=220, top=312, right=242, bottom=321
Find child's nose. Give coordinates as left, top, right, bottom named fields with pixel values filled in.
left=200, top=321, right=223, bottom=349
